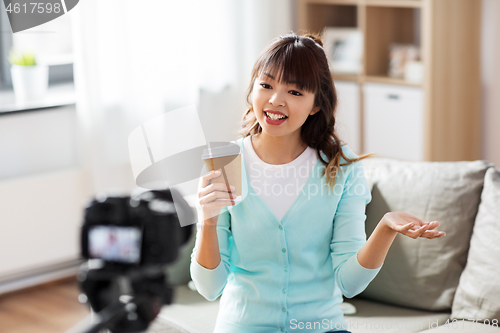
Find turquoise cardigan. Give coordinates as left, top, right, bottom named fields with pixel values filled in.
left=191, top=137, right=382, bottom=333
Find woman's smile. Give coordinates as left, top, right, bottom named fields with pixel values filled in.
left=264, top=110, right=288, bottom=124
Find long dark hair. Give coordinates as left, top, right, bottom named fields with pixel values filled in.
left=238, top=32, right=373, bottom=190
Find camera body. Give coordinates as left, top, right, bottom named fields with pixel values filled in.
left=81, top=190, right=188, bottom=266
left=78, top=189, right=193, bottom=333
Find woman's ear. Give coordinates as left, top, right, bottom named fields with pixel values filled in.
left=310, top=106, right=321, bottom=116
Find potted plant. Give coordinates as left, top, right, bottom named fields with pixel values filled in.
left=9, top=50, right=48, bottom=102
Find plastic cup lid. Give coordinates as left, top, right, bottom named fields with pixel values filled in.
left=202, top=142, right=240, bottom=159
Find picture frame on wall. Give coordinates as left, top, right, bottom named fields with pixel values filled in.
left=321, top=27, right=363, bottom=75
left=387, top=43, right=421, bottom=79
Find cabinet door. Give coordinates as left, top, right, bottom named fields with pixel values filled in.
left=334, top=81, right=361, bottom=154
left=363, top=83, right=424, bottom=161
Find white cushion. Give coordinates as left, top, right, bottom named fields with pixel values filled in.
left=452, top=167, right=500, bottom=322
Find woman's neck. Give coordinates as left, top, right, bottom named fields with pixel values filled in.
left=251, top=132, right=308, bottom=165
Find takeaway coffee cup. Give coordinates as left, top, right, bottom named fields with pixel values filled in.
left=202, top=142, right=242, bottom=199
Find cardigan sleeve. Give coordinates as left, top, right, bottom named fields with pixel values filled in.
left=330, top=159, right=382, bottom=298
left=190, top=204, right=232, bottom=301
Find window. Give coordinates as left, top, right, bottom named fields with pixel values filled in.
left=0, top=3, right=12, bottom=89
left=0, top=3, right=73, bottom=91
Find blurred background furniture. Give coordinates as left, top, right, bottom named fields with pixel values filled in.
left=299, top=0, right=482, bottom=162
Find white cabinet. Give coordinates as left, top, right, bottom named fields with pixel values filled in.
left=363, top=83, right=424, bottom=161
left=334, top=81, right=361, bottom=154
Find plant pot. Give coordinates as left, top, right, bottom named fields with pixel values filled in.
left=10, top=64, right=49, bottom=102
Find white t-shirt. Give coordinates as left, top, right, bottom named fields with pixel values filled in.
left=243, top=135, right=318, bottom=222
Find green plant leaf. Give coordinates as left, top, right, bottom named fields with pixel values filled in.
left=9, top=50, right=37, bottom=66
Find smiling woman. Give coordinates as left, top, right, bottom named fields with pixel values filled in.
left=191, top=32, right=446, bottom=333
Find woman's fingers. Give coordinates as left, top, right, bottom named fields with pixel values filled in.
left=421, top=229, right=446, bottom=239
left=209, top=197, right=237, bottom=209
left=386, top=213, right=446, bottom=239
left=408, top=224, right=429, bottom=239
left=201, top=170, right=222, bottom=188
left=410, top=222, right=445, bottom=239
left=417, top=221, right=445, bottom=239
left=400, top=212, right=425, bottom=225
left=201, top=169, right=233, bottom=191
left=388, top=212, right=417, bottom=229
left=400, top=223, right=430, bottom=239
left=399, top=222, right=415, bottom=232
left=199, top=182, right=235, bottom=200
left=202, top=199, right=237, bottom=221
left=199, top=188, right=236, bottom=205
left=426, top=221, right=440, bottom=230
left=405, top=226, right=446, bottom=239
left=198, top=170, right=237, bottom=218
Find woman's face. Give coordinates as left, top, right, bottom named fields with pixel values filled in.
left=252, top=72, right=320, bottom=139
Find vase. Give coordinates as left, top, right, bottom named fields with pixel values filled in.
left=10, top=64, right=49, bottom=102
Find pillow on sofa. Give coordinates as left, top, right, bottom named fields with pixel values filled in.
left=452, top=167, right=500, bottom=321
left=358, top=158, right=491, bottom=311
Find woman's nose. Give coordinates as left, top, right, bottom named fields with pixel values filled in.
left=269, top=92, right=285, bottom=107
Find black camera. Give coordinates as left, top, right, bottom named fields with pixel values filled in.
left=77, top=188, right=194, bottom=333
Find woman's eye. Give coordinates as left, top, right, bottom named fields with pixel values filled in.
left=259, top=83, right=302, bottom=96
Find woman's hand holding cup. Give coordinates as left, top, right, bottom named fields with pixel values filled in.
left=198, top=170, right=236, bottom=226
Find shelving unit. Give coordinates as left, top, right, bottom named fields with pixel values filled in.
left=298, top=0, right=482, bottom=161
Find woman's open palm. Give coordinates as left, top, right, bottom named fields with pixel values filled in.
left=383, top=212, right=446, bottom=239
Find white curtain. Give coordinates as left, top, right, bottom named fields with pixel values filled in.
left=70, top=0, right=295, bottom=195
left=481, top=0, right=500, bottom=165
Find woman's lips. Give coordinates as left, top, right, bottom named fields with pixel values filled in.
left=264, top=110, right=287, bottom=117
left=264, top=111, right=288, bottom=125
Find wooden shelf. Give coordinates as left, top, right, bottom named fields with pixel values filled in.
left=298, top=0, right=482, bottom=161
left=305, top=0, right=422, bottom=8
left=332, top=73, right=422, bottom=87
left=363, top=0, right=422, bottom=8
left=364, top=5, right=420, bottom=77
left=307, top=0, right=359, bottom=5
left=332, top=72, right=423, bottom=88
left=331, top=73, right=360, bottom=82
left=299, top=3, right=358, bottom=33
left=363, top=75, right=421, bottom=87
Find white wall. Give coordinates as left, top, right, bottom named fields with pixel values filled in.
left=481, top=0, right=500, bottom=166
left=0, top=106, right=79, bottom=179
left=0, top=168, right=87, bottom=276
left=0, top=106, right=86, bottom=276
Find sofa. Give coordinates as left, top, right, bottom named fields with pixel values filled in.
left=147, top=157, right=500, bottom=333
